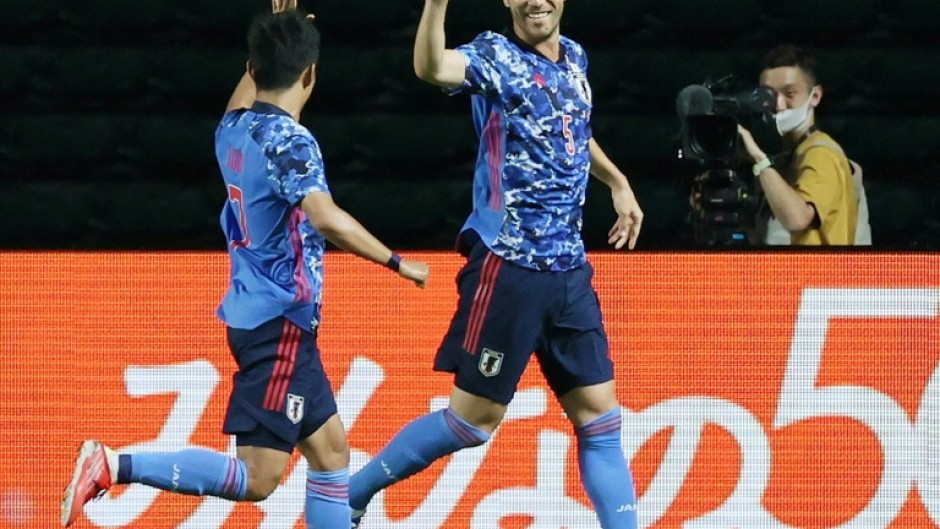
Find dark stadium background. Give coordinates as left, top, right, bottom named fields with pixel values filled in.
left=1, top=0, right=938, bottom=250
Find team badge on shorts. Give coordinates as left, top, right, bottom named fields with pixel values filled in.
left=479, top=348, right=504, bottom=377
left=286, top=393, right=305, bottom=424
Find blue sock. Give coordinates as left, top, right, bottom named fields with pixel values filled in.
left=306, top=468, right=350, bottom=529
left=577, top=408, right=638, bottom=529
left=120, top=450, right=247, bottom=501
left=349, top=408, right=490, bottom=511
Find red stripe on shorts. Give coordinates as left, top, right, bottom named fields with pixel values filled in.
left=263, top=320, right=301, bottom=411
left=462, top=252, right=502, bottom=355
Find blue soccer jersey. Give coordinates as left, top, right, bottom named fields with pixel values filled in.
left=451, top=31, right=594, bottom=272
left=215, top=101, right=330, bottom=331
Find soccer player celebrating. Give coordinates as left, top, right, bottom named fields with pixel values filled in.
left=348, top=1, right=642, bottom=528
left=60, top=1, right=428, bottom=527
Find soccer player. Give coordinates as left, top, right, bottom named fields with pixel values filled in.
left=348, top=1, right=642, bottom=528
left=60, top=2, right=428, bottom=527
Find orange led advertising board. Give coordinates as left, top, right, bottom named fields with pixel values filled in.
left=1, top=252, right=937, bottom=529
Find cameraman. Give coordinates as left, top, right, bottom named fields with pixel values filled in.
left=737, top=44, right=867, bottom=246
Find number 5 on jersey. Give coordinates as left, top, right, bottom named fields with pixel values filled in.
left=562, top=115, right=575, bottom=155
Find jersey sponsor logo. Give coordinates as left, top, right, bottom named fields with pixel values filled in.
left=479, top=348, right=504, bottom=377
left=286, top=393, right=304, bottom=424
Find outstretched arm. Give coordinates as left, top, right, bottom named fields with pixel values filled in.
left=414, top=0, right=467, bottom=88
left=302, top=192, right=429, bottom=288
left=589, top=138, right=644, bottom=250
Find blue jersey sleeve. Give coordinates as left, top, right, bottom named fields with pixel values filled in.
left=266, top=135, right=330, bottom=205
left=452, top=32, right=508, bottom=96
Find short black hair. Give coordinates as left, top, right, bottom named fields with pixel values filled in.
left=761, top=44, right=818, bottom=86
left=247, top=10, right=321, bottom=91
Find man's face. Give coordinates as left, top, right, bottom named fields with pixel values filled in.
left=504, top=0, right=564, bottom=44
left=759, top=65, right=819, bottom=112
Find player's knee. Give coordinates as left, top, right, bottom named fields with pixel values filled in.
left=302, top=437, right=349, bottom=470
left=240, top=458, right=285, bottom=502
left=470, top=407, right=505, bottom=433
left=297, top=416, right=350, bottom=471
left=442, top=408, right=494, bottom=447
left=560, top=383, right=619, bottom=427
left=324, top=426, right=350, bottom=460
left=449, top=391, right=507, bottom=434
left=244, top=473, right=280, bottom=502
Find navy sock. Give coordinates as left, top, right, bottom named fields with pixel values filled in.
left=577, top=408, right=638, bottom=529
left=117, top=454, right=132, bottom=484
left=123, top=449, right=247, bottom=501
left=349, top=408, right=490, bottom=511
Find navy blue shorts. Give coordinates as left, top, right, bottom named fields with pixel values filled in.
left=223, top=317, right=337, bottom=453
left=435, top=240, right=613, bottom=405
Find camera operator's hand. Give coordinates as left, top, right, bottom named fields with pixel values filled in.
left=737, top=125, right=768, bottom=164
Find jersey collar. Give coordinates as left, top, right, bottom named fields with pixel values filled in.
left=250, top=101, right=292, bottom=118
left=505, top=27, right=567, bottom=64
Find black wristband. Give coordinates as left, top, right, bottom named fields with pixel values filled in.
left=385, top=252, right=402, bottom=272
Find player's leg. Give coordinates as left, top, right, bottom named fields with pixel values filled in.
left=60, top=437, right=278, bottom=527
left=111, top=429, right=296, bottom=502
left=559, top=382, right=638, bottom=529
left=61, top=434, right=294, bottom=526
left=347, top=389, right=497, bottom=525
left=223, top=316, right=324, bottom=501
left=539, top=263, right=638, bottom=529
left=61, top=318, right=302, bottom=527
left=349, top=243, right=543, bottom=524
left=126, top=317, right=320, bottom=502
left=270, top=321, right=350, bottom=529
left=296, top=413, right=351, bottom=529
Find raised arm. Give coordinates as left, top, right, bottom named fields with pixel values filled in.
left=225, top=72, right=256, bottom=113
left=589, top=138, right=644, bottom=250
left=413, top=0, right=467, bottom=88
left=302, top=192, right=428, bottom=288
left=225, top=0, right=305, bottom=113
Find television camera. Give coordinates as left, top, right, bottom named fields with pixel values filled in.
left=676, top=76, right=776, bottom=246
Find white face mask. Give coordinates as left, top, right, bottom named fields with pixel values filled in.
left=775, top=88, right=816, bottom=135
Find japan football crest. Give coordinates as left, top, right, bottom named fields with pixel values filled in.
left=567, top=59, right=593, bottom=106
left=286, top=393, right=305, bottom=424
left=479, top=348, right=504, bottom=377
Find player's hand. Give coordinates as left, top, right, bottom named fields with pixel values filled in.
left=271, top=0, right=297, bottom=13
left=608, top=188, right=643, bottom=250
left=737, top=125, right=767, bottom=164
left=271, top=0, right=316, bottom=23
left=399, top=260, right=429, bottom=288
